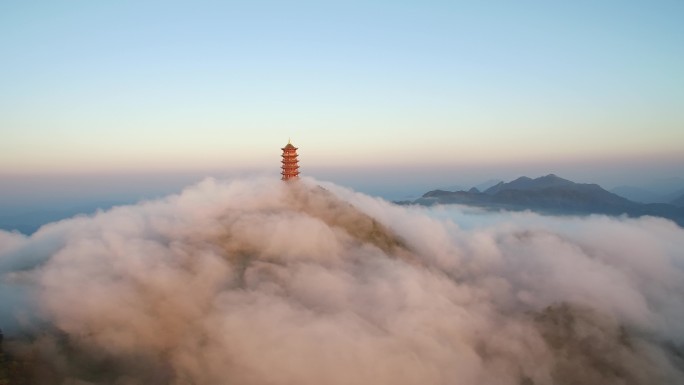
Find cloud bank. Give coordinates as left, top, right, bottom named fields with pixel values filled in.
left=1, top=177, right=683, bottom=384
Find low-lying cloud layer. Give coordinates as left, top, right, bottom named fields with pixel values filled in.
left=1, top=177, right=683, bottom=384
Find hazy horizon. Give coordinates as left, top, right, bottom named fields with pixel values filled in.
left=2, top=164, right=683, bottom=236
left=2, top=158, right=683, bottom=204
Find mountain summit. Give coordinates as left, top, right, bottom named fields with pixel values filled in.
left=484, top=174, right=574, bottom=194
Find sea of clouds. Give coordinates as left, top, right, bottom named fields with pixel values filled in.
left=1, top=177, right=683, bottom=384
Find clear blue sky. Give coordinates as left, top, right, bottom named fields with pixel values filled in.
left=1, top=0, right=683, bottom=196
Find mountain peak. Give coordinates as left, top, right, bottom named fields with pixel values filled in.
left=539, top=174, right=570, bottom=182
left=485, top=174, right=574, bottom=194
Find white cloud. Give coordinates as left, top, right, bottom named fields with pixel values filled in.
left=1, top=177, right=683, bottom=384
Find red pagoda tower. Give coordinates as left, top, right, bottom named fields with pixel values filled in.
left=281, top=139, right=300, bottom=181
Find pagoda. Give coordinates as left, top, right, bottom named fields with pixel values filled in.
left=281, top=139, right=300, bottom=181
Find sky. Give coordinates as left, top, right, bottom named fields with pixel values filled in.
left=1, top=0, right=683, bottom=200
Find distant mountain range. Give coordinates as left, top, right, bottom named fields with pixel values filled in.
left=672, top=193, right=684, bottom=208
left=608, top=176, right=684, bottom=204
left=0, top=200, right=128, bottom=235
left=609, top=186, right=684, bottom=204
left=408, top=174, right=684, bottom=226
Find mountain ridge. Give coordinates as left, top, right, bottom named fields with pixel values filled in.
left=671, top=193, right=684, bottom=207
left=411, top=174, right=684, bottom=226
